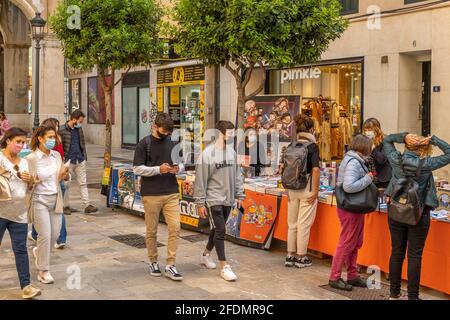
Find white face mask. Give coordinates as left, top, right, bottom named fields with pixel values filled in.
left=365, top=131, right=375, bottom=140
left=248, top=135, right=257, bottom=143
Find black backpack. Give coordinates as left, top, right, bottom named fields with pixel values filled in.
left=388, top=158, right=425, bottom=226
left=281, top=142, right=312, bottom=190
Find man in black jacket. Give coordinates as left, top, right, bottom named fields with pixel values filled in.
left=59, top=110, right=98, bottom=214
left=133, top=113, right=184, bottom=281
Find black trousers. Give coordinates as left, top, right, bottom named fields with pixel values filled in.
left=206, top=205, right=232, bottom=262
left=388, top=208, right=431, bottom=299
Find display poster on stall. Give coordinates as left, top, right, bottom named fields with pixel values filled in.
left=232, top=190, right=279, bottom=247
left=109, top=167, right=144, bottom=212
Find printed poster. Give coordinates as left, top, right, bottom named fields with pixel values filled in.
left=88, top=75, right=115, bottom=124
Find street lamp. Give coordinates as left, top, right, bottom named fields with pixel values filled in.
left=30, top=12, right=46, bottom=131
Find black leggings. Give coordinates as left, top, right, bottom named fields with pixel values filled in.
left=388, top=208, right=431, bottom=299
left=206, top=205, right=232, bottom=261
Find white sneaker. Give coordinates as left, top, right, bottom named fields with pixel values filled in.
left=27, top=231, right=35, bottom=243
left=54, top=243, right=66, bottom=250
left=201, top=253, right=217, bottom=269
left=37, top=272, right=54, bottom=284
left=221, top=265, right=237, bottom=281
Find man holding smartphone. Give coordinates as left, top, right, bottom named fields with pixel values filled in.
left=133, top=113, right=184, bottom=281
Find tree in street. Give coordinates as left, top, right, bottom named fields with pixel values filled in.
left=173, top=0, right=348, bottom=127
left=50, top=0, right=165, bottom=168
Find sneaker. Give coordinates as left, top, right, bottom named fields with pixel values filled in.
left=22, top=284, right=42, bottom=299
left=54, top=243, right=66, bottom=250
left=285, top=255, right=296, bottom=267
left=221, top=265, right=237, bottom=281
left=389, top=294, right=402, bottom=300
left=37, top=272, right=54, bottom=284
left=295, top=256, right=313, bottom=268
left=329, top=278, right=353, bottom=291
left=28, top=231, right=36, bottom=243
left=84, top=205, right=98, bottom=214
left=149, top=262, right=162, bottom=277
left=201, top=253, right=217, bottom=269
left=165, top=265, right=183, bottom=281
left=347, top=277, right=368, bottom=288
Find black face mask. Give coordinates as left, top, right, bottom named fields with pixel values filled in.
left=157, top=132, right=170, bottom=139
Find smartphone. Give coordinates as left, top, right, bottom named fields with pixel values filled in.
left=64, top=160, right=71, bottom=168
left=172, top=163, right=179, bottom=167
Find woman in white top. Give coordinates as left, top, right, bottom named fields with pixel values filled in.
left=0, top=128, right=41, bottom=299
left=26, top=125, right=69, bottom=284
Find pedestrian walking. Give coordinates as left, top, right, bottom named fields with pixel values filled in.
left=384, top=133, right=450, bottom=300
left=26, top=125, right=69, bottom=284
left=194, top=121, right=245, bottom=281
left=59, top=110, right=98, bottom=214
left=29, top=118, right=68, bottom=249
left=0, top=128, right=42, bottom=299
left=281, top=114, right=320, bottom=269
left=133, top=113, right=185, bottom=281
left=329, top=135, right=375, bottom=291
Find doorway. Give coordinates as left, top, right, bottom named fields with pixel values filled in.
left=421, top=61, right=431, bottom=137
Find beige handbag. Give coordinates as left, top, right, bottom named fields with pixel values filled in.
left=0, top=165, right=12, bottom=201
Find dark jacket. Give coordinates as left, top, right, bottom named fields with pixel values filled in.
left=368, top=143, right=392, bottom=187
left=383, top=133, right=450, bottom=209
left=59, top=123, right=87, bottom=161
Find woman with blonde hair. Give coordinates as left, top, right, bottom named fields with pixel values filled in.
left=363, top=118, right=392, bottom=188
left=384, top=133, right=450, bottom=300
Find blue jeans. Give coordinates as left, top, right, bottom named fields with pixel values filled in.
left=0, top=218, right=30, bottom=289
left=31, top=182, right=67, bottom=244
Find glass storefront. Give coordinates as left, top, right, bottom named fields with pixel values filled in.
left=267, top=60, right=363, bottom=161
left=121, top=71, right=150, bottom=146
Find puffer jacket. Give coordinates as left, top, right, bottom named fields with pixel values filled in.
left=337, top=150, right=373, bottom=194
left=383, top=133, right=450, bottom=209
left=59, top=122, right=87, bottom=161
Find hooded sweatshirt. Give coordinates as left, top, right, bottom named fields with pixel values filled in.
left=193, top=143, right=245, bottom=207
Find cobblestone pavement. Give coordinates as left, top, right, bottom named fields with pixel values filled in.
left=0, top=145, right=445, bottom=300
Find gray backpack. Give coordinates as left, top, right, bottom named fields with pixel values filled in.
left=281, top=142, right=312, bottom=190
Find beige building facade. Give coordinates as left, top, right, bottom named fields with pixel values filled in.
left=1, top=0, right=65, bottom=130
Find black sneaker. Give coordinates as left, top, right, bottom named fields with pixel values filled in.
left=347, top=277, right=368, bottom=288
left=295, top=256, right=313, bottom=268
left=149, top=262, right=162, bottom=277
left=285, top=255, right=296, bottom=267
left=165, top=265, right=183, bottom=281
left=329, top=278, right=353, bottom=291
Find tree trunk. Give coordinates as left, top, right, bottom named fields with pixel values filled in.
left=236, top=86, right=246, bottom=129
left=99, top=71, right=113, bottom=169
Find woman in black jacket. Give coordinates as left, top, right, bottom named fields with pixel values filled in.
left=363, top=118, right=392, bottom=188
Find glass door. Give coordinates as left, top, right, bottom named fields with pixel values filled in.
left=180, top=85, right=202, bottom=166
left=122, top=87, right=138, bottom=145
left=139, top=87, right=150, bottom=141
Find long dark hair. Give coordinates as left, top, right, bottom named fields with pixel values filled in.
left=0, top=127, right=28, bottom=149
left=30, top=125, right=55, bottom=151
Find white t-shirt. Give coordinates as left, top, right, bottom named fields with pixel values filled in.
left=34, top=149, right=58, bottom=195
left=0, top=153, right=29, bottom=224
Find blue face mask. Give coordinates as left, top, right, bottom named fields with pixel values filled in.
left=74, top=123, right=82, bottom=129
left=45, top=138, right=56, bottom=150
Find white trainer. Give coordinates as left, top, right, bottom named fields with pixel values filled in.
left=200, top=253, right=217, bottom=269
left=54, top=243, right=66, bottom=250
left=221, top=265, right=237, bottom=281
left=37, top=272, right=54, bottom=284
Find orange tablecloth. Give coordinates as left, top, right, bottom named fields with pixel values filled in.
left=273, top=195, right=450, bottom=295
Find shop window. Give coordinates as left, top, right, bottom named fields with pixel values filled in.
left=340, top=0, right=359, bottom=15
left=267, top=62, right=363, bottom=161
left=68, top=79, right=81, bottom=114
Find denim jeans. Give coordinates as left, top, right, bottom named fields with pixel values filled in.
left=31, top=182, right=67, bottom=244
left=0, top=218, right=30, bottom=289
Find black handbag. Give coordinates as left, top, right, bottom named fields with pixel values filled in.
left=387, top=159, right=425, bottom=226
left=335, top=159, right=379, bottom=214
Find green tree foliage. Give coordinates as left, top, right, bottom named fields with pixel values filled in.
left=50, top=0, right=165, bottom=167
left=173, top=0, right=348, bottom=126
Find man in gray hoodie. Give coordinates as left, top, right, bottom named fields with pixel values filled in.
left=194, top=120, right=245, bottom=281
